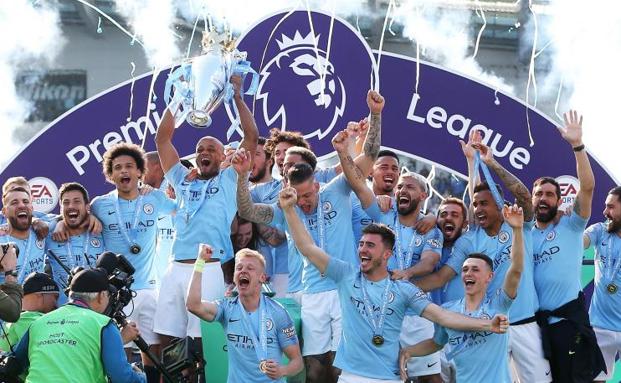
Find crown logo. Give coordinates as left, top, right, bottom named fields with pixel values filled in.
left=276, top=31, right=321, bottom=50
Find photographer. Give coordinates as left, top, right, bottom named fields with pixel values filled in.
left=0, top=245, right=22, bottom=323
left=0, top=272, right=58, bottom=352
left=11, top=268, right=146, bottom=383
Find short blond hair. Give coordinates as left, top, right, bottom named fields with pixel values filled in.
left=2, top=176, right=29, bottom=195
left=235, top=249, right=266, bottom=269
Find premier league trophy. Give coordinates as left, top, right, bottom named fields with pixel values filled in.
left=164, top=28, right=258, bottom=132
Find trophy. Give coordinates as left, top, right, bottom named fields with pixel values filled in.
left=164, top=28, right=258, bottom=131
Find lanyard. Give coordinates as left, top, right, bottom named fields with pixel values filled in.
left=301, top=191, right=325, bottom=250
left=65, top=232, right=92, bottom=269
left=113, top=192, right=143, bottom=248
left=182, top=175, right=220, bottom=223
left=393, top=213, right=418, bottom=270
left=16, top=233, right=34, bottom=282
left=359, top=275, right=392, bottom=337
left=604, top=233, right=621, bottom=282
left=238, top=295, right=269, bottom=363
left=1, top=232, right=35, bottom=283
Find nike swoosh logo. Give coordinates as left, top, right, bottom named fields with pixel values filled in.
left=108, top=211, right=115, bottom=215
left=427, top=362, right=438, bottom=368
left=545, top=371, right=551, bottom=376
left=229, top=318, right=240, bottom=323
left=568, top=351, right=576, bottom=355
left=158, top=217, right=166, bottom=221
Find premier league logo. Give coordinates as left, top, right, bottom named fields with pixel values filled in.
left=256, top=31, right=346, bottom=140
left=238, top=11, right=377, bottom=157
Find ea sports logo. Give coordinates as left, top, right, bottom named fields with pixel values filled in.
left=256, top=31, right=346, bottom=141
left=555, top=175, right=579, bottom=211
left=28, top=177, right=59, bottom=214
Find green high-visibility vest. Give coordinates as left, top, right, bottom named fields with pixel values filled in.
left=26, top=304, right=111, bottom=383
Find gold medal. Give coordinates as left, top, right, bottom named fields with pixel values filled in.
left=372, top=335, right=384, bottom=346
left=607, top=283, right=618, bottom=294
left=259, top=360, right=268, bottom=373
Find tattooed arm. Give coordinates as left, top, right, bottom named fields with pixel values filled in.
left=332, top=130, right=376, bottom=209
left=257, top=223, right=287, bottom=247
left=352, top=90, right=384, bottom=178
left=477, top=143, right=534, bottom=221
left=232, top=149, right=275, bottom=224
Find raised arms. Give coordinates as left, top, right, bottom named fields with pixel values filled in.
left=232, top=148, right=275, bottom=224
left=559, top=110, right=594, bottom=219
left=279, top=187, right=330, bottom=274
left=502, top=204, right=524, bottom=299
left=186, top=245, right=220, bottom=321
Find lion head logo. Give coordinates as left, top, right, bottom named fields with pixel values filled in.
left=256, top=31, right=346, bottom=140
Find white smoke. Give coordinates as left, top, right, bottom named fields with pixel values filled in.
left=114, top=0, right=182, bottom=67
left=0, top=0, right=64, bottom=168
left=394, top=0, right=513, bottom=94
left=540, top=0, right=621, bottom=182
left=175, top=0, right=368, bottom=33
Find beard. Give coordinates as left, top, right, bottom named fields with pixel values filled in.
left=397, top=197, right=420, bottom=216
left=249, top=165, right=268, bottom=183
left=8, top=214, right=32, bottom=231
left=536, top=204, right=558, bottom=223
left=607, top=217, right=621, bottom=233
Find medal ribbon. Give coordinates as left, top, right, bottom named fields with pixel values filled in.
left=604, top=233, right=621, bottom=283
left=181, top=175, right=219, bottom=222
left=393, top=212, right=418, bottom=270
left=15, top=232, right=34, bottom=283
left=65, top=232, right=91, bottom=269
left=473, top=152, right=505, bottom=211
left=113, top=192, right=144, bottom=249
left=301, top=191, right=325, bottom=250
left=238, top=295, right=269, bottom=364
left=359, top=274, right=392, bottom=339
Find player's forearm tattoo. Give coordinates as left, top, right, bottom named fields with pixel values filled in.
left=236, top=173, right=274, bottom=224
left=257, top=224, right=287, bottom=246
left=487, top=159, right=534, bottom=221
left=344, top=154, right=365, bottom=181
left=364, top=112, right=382, bottom=160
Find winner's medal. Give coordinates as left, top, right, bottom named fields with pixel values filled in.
left=360, top=275, right=392, bottom=347
left=259, top=360, right=268, bottom=373
left=372, top=335, right=384, bottom=346
left=607, top=283, right=618, bottom=294
left=113, top=193, right=144, bottom=256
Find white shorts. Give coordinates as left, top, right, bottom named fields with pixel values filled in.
left=399, top=314, right=441, bottom=377
left=508, top=322, right=551, bottom=383
left=123, top=288, right=159, bottom=346
left=271, top=273, right=288, bottom=298
left=594, top=327, right=621, bottom=380
left=338, top=371, right=401, bottom=382
left=440, top=348, right=456, bottom=383
left=153, top=261, right=225, bottom=338
left=301, top=289, right=342, bottom=356
left=286, top=290, right=303, bottom=306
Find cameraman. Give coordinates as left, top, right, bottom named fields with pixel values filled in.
left=11, top=268, right=146, bottom=382
left=0, top=245, right=22, bottom=323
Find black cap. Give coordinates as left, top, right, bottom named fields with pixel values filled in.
left=69, top=268, right=109, bottom=293
left=23, top=272, right=59, bottom=295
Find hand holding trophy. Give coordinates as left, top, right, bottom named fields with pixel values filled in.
left=164, top=27, right=258, bottom=134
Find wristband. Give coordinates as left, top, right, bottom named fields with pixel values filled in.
left=194, top=258, right=206, bottom=273
left=572, top=144, right=585, bottom=152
